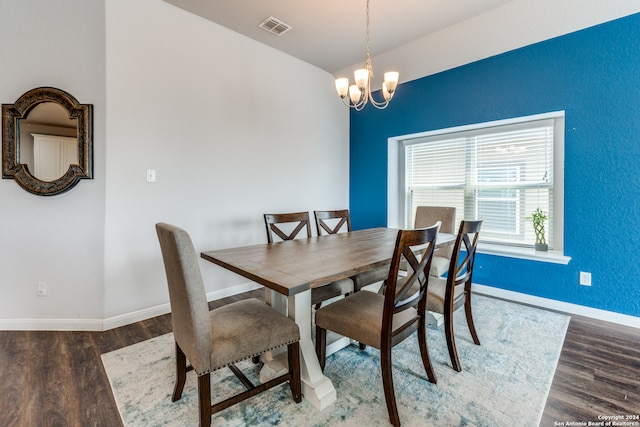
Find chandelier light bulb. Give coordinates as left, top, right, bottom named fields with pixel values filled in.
left=354, top=69, right=369, bottom=91
left=383, top=72, right=399, bottom=94
left=382, top=82, right=390, bottom=101
left=349, top=85, right=362, bottom=104
left=335, top=78, right=350, bottom=98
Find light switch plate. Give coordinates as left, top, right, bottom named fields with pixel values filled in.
left=37, top=281, right=47, bottom=296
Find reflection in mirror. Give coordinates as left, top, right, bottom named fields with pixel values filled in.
left=19, top=102, right=78, bottom=182
left=2, top=87, right=92, bottom=196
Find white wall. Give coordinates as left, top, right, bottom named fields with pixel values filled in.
left=0, top=0, right=348, bottom=330
left=0, top=0, right=106, bottom=328
left=103, top=0, right=349, bottom=321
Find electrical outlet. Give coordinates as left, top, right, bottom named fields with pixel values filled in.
left=146, top=169, right=156, bottom=183
left=37, top=281, right=47, bottom=296
left=579, top=271, right=592, bottom=286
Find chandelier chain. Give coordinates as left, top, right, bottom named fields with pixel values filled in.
left=365, top=0, right=373, bottom=77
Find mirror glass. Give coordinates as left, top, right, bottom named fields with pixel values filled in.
left=2, top=87, right=93, bottom=196
left=18, top=102, right=78, bottom=182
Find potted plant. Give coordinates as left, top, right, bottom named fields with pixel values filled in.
left=527, top=208, right=548, bottom=251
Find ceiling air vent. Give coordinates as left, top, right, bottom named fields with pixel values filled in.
left=258, top=16, right=293, bottom=36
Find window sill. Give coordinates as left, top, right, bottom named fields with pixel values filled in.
left=477, top=243, right=571, bottom=265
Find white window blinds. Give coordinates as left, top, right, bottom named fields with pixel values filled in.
left=405, top=119, right=555, bottom=248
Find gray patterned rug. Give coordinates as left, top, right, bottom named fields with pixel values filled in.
left=102, top=295, right=569, bottom=426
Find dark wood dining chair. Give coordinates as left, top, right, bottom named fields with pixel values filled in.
left=264, top=211, right=312, bottom=242
left=313, top=209, right=352, bottom=235
left=315, top=224, right=440, bottom=427
left=414, top=206, right=457, bottom=277
left=156, top=223, right=302, bottom=427
left=264, top=212, right=354, bottom=307
left=314, top=209, right=389, bottom=292
left=426, top=219, right=483, bottom=372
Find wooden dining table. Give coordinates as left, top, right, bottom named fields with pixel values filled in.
left=201, top=227, right=455, bottom=409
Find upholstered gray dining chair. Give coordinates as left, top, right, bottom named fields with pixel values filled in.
left=155, top=223, right=301, bottom=427
left=426, top=219, right=483, bottom=372
left=264, top=211, right=354, bottom=307
left=414, top=206, right=457, bottom=277
left=313, top=209, right=389, bottom=292
left=315, top=224, right=440, bottom=427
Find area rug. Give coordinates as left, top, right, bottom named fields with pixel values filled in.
left=101, top=295, right=569, bottom=426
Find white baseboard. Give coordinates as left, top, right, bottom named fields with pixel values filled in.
left=3, top=282, right=637, bottom=331
left=102, top=282, right=263, bottom=330
left=474, top=283, right=640, bottom=329
left=0, top=318, right=105, bottom=331
left=0, top=282, right=263, bottom=332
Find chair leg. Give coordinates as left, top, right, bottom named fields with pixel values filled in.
left=172, top=342, right=187, bottom=401
left=315, top=325, right=327, bottom=371
left=464, top=293, right=480, bottom=345
left=417, top=315, right=437, bottom=384
left=288, top=341, right=302, bottom=403
left=381, top=344, right=401, bottom=427
left=444, top=310, right=462, bottom=372
left=197, top=374, right=212, bottom=427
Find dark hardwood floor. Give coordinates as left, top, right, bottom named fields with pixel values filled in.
left=1, top=290, right=638, bottom=427
left=540, top=315, right=640, bottom=425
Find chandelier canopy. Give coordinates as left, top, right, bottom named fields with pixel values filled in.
left=335, top=0, right=399, bottom=111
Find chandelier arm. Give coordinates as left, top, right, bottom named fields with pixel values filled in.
left=354, top=92, right=367, bottom=110
left=368, top=94, right=390, bottom=108
left=343, top=98, right=366, bottom=109
left=364, top=71, right=391, bottom=109
left=367, top=87, right=392, bottom=108
left=342, top=92, right=367, bottom=109
left=369, top=98, right=390, bottom=109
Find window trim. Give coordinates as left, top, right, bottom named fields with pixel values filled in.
left=387, top=111, right=568, bottom=264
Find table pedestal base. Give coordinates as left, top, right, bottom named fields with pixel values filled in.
left=426, top=311, right=444, bottom=326
left=259, top=349, right=336, bottom=410
left=262, top=288, right=337, bottom=410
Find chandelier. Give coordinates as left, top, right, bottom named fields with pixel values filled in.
left=335, top=0, right=399, bottom=110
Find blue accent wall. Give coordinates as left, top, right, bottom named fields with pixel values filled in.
left=349, top=13, right=640, bottom=317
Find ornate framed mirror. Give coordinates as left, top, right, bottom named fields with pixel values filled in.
left=2, top=87, right=93, bottom=196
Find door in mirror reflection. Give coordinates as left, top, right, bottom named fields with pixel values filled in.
left=18, top=102, right=78, bottom=182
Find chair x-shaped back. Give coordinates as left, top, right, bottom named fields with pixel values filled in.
left=264, top=212, right=312, bottom=243
left=314, top=209, right=352, bottom=236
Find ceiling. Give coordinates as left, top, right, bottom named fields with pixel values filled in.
left=161, top=0, right=516, bottom=75
left=23, top=103, right=76, bottom=128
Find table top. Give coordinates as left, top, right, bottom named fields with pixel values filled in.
left=201, top=227, right=455, bottom=296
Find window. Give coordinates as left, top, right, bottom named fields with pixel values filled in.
left=391, top=112, right=564, bottom=253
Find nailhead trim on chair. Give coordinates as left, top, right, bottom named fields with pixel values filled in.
left=204, top=338, right=301, bottom=374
